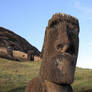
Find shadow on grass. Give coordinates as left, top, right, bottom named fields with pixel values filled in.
left=84, top=89, right=92, bottom=92
left=8, top=86, right=25, bottom=92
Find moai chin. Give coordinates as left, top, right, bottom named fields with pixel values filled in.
left=40, top=13, right=79, bottom=84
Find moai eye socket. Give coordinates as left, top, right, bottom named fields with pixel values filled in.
left=56, top=43, right=69, bottom=53
left=56, top=43, right=75, bottom=55
left=65, top=44, right=75, bottom=55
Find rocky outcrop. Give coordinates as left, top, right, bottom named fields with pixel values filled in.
left=25, top=13, right=80, bottom=92
left=0, top=27, right=40, bottom=60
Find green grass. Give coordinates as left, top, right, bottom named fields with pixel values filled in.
left=0, top=58, right=41, bottom=92
left=0, top=58, right=92, bottom=92
left=72, top=68, right=92, bottom=92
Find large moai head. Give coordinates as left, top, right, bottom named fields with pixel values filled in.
left=40, top=13, right=80, bottom=84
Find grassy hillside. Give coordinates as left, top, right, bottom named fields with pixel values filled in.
left=72, top=68, right=92, bottom=92
left=0, top=58, right=92, bottom=92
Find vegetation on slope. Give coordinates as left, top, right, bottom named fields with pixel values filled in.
left=0, top=58, right=92, bottom=92
left=0, top=58, right=40, bottom=92
left=72, top=67, right=92, bottom=92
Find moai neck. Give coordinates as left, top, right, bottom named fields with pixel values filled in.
left=45, top=80, right=73, bottom=92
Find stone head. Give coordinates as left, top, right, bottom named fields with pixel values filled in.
left=40, top=13, right=80, bottom=84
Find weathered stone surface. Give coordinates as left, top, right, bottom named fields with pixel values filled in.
left=40, top=13, right=79, bottom=84
left=0, top=27, right=40, bottom=60
left=25, top=77, right=73, bottom=92
left=45, top=80, right=73, bottom=92
left=25, top=77, right=46, bottom=92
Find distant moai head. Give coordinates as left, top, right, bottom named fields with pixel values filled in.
left=40, top=13, right=80, bottom=84
left=27, top=50, right=34, bottom=61
left=7, top=46, right=13, bottom=57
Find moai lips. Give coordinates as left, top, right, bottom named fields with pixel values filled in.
left=40, top=13, right=79, bottom=84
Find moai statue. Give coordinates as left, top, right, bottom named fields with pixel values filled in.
left=27, top=50, right=34, bottom=61
left=40, top=13, right=79, bottom=84
left=25, top=13, right=79, bottom=92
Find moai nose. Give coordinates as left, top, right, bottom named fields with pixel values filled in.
left=61, top=44, right=69, bottom=52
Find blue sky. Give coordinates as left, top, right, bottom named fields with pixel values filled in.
left=0, top=0, right=92, bottom=69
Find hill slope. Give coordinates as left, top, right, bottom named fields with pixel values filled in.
left=0, top=27, right=40, bottom=57
left=0, top=58, right=92, bottom=92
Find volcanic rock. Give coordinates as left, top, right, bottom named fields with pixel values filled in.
left=0, top=27, right=40, bottom=60
left=40, top=13, right=79, bottom=84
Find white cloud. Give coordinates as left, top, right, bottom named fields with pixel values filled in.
left=75, top=1, right=92, bottom=13
left=74, top=1, right=92, bottom=20
left=88, top=42, right=92, bottom=47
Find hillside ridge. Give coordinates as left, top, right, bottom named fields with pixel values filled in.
left=0, top=27, right=40, bottom=60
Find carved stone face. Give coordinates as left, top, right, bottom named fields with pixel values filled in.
left=40, top=14, right=79, bottom=84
